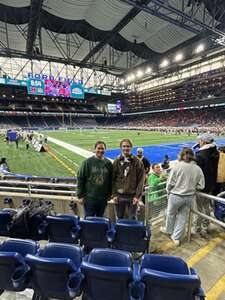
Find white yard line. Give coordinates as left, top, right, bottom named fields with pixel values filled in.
left=48, top=136, right=93, bottom=158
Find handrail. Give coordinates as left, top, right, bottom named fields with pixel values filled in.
left=0, top=186, right=76, bottom=195
left=197, top=192, right=225, bottom=205
left=0, top=180, right=76, bottom=189
left=187, top=192, right=225, bottom=242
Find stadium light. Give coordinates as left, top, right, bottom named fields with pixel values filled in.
left=120, top=79, right=125, bottom=85
left=126, top=75, right=131, bottom=82
left=136, top=70, right=143, bottom=78
left=145, top=67, right=152, bottom=74
left=160, top=59, right=169, bottom=68
left=130, top=74, right=135, bottom=81
left=175, top=53, right=183, bottom=62
left=195, top=44, right=205, bottom=54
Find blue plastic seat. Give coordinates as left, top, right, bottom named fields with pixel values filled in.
left=214, top=193, right=225, bottom=222
left=81, top=248, right=136, bottom=300
left=26, top=243, right=83, bottom=300
left=112, top=219, right=150, bottom=254
left=0, top=211, right=14, bottom=236
left=46, top=214, right=80, bottom=243
left=0, top=239, right=39, bottom=293
left=80, top=217, right=112, bottom=252
left=140, top=254, right=205, bottom=300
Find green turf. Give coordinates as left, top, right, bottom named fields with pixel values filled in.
left=0, top=137, right=73, bottom=177
left=45, top=129, right=196, bottom=150
left=1, top=129, right=197, bottom=177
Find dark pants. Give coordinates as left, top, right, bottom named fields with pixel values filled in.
left=84, top=201, right=106, bottom=218
left=115, top=196, right=137, bottom=220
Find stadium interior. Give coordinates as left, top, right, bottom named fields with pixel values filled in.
left=0, top=0, right=225, bottom=299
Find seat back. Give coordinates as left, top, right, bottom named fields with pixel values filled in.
left=39, top=243, right=82, bottom=268
left=140, top=254, right=200, bottom=300
left=113, top=219, right=150, bottom=253
left=80, top=217, right=111, bottom=250
left=26, top=255, right=79, bottom=299
left=0, top=239, right=39, bottom=257
left=81, top=248, right=133, bottom=300
left=140, top=254, right=189, bottom=275
left=46, top=215, right=79, bottom=243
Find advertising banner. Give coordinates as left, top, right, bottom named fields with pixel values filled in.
left=71, top=83, right=84, bottom=99
left=27, top=79, right=45, bottom=95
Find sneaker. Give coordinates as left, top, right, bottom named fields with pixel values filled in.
left=160, top=227, right=170, bottom=235
left=171, top=238, right=180, bottom=246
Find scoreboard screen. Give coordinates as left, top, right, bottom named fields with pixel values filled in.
left=107, top=100, right=122, bottom=113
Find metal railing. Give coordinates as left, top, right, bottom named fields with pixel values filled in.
left=0, top=180, right=77, bottom=201
left=144, top=182, right=168, bottom=226
left=144, top=182, right=225, bottom=242
left=187, top=192, right=225, bottom=242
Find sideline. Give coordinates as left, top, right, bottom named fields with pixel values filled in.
left=46, top=148, right=76, bottom=176
left=47, top=136, right=93, bottom=158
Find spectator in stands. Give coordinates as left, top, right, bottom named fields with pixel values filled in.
left=112, top=139, right=145, bottom=220
left=77, top=141, right=113, bottom=217
left=148, top=164, right=166, bottom=202
left=0, top=157, right=10, bottom=172
left=194, top=134, right=219, bottom=236
left=161, top=148, right=205, bottom=246
left=136, top=147, right=151, bottom=175
left=161, top=154, right=170, bottom=171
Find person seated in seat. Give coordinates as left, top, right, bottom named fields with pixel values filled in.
left=0, top=157, right=10, bottom=172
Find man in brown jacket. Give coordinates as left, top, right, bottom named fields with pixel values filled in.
left=112, top=139, right=145, bottom=219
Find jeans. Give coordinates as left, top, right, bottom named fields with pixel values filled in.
left=165, top=193, right=194, bottom=240
left=84, top=201, right=107, bottom=218
left=115, top=196, right=137, bottom=220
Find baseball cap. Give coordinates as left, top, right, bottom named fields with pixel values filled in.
left=197, top=133, right=214, bottom=143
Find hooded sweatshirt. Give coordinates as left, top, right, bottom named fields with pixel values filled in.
left=196, top=143, right=219, bottom=193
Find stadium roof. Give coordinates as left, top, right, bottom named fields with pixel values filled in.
left=0, top=0, right=225, bottom=74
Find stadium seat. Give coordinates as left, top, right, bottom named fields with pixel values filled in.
left=214, top=193, right=225, bottom=222
left=81, top=248, right=139, bottom=300
left=0, top=211, right=14, bottom=236
left=140, top=254, right=205, bottom=300
left=45, top=214, right=80, bottom=243
left=79, top=217, right=112, bottom=252
left=112, top=219, right=150, bottom=254
left=0, top=239, right=39, bottom=293
left=26, top=243, right=83, bottom=299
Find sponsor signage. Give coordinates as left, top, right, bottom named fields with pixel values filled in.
left=71, top=83, right=84, bottom=99
left=27, top=79, right=45, bottom=95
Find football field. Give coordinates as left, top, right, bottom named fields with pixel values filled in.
left=1, top=129, right=225, bottom=178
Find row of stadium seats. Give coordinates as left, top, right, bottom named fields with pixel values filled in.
left=0, top=239, right=205, bottom=300
left=0, top=212, right=150, bottom=254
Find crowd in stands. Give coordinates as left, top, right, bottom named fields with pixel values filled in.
left=105, top=107, right=225, bottom=129
left=127, top=68, right=225, bottom=111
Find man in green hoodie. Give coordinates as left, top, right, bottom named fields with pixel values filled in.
left=77, top=141, right=113, bottom=217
